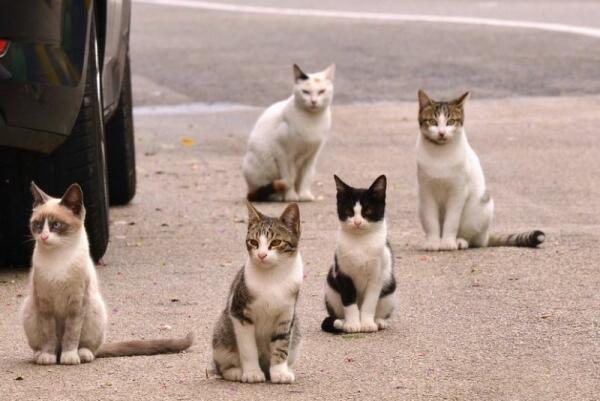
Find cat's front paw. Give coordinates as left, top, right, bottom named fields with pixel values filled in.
left=360, top=320, right=379, bottom=333
left=298, top=191, right=315, bottom=202
left=439, top=238, right=458, bottom=251
left=241, top=369, right=266, bottom=383
left=270, top=364, right=295, bottom=384
left=221, top=367, right=243, bottom=382
left=334, top=319, right=362, bottom=333
left=423, top=237, right=440, bottom=251
left=60, top=349, right=81, bottom=365
left=36, top=352, right=57, bottom=365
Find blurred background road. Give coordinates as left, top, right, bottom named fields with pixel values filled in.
left=1, top=1, right=599, bottom=400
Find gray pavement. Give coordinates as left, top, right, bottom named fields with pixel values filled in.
left=1, top=1, right=599, bottom=400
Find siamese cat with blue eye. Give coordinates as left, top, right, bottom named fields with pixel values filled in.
left=417, top=90, right=545, bottom=251
left=22, top=182, right=193, bottom=365
left=212, top=202, right=303, bottom=384
left=243, top=63, right=335, bottom=202
left=321, top=175, right=396, bottom=334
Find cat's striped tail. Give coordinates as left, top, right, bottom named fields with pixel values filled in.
left=488, top=230, right=546, bottom=248
left=96, top=332, right=194, bottom=358
left=246, top=180, right=287, bottom=202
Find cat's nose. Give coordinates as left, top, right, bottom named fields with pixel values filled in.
left=258, top=252, right=267, bottom=260
left=439, top=132, right=446, bottom=139
left=40, top=233, right=49, bottom=241
left=353, top=220, right=363, bottom=228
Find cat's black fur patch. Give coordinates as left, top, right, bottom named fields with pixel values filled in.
left=328, top=256, right=357, bottom=307
left=334, top=175, right=386, bottom=223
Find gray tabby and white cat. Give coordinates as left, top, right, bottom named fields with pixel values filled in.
left=321, top=175, right=396, bottom=334
left=22, top=182, right=193, bottom=365
left=243, top=64, right=335, bottom=202
left=416, top=90, right=545, bottom=251
left=212, top=202, right=302, bottom=384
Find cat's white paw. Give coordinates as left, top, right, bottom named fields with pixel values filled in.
left=298, top=191, right=315, bottom=202
left=270, top=364, right=295, bottom=384
left=241, top=369, right=266, bottom=383
left=334, top=319, right=362, bottom=333
left=456, top=238, right=469, bottom=250
left=60, top=349, right=81, bottom=365
left=423, top=238, right=440, bottom=251
left=376, top=319, right=390, bottom=330
left=284, top=190, right=299, bottom=202
left=360, top=320, right=379, bottom=333
left=439, top=238, right=458, bottom=251
left=36, top=352, right=57, bottom=365
left=222, top=367, right=243, bottom=382
left=78, top=348, right=95, bottom=363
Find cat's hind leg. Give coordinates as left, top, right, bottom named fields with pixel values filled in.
left=78, top=295, right=107, bottom=362
left=22, top=297, right=58, bottom=365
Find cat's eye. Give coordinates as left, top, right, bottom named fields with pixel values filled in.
left=318, top=89, right=325, bottom=95
left=447, top=119, right=456, bottom=125
left=50, top=221, right=62, bottom=231
left=269, top=239, right=282, bottom=248
left=247, top=239, right=259, bottom=248
left=362, top=207, right=373, bottom=215
left=31, top=221, right=43, bottom=230
left=428, top=119, right=437, bottom=125
left=302, top=90, right=310, bottom=95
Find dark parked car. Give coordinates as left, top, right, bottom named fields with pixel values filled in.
left=0, top=1, right=135, bottom=266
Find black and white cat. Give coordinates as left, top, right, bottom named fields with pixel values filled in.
left=321, top=175, right=396, bottom=334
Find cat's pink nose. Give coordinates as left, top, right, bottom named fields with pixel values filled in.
left=258, top=252, right=267, bottom=260
left=353, top=220, right=362, bottom=228
left=439, top=132, right=446, bottom=139
left=40, top=233, right=49, bottom=241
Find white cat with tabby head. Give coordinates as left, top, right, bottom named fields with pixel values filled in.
left=416, top=90, right=545, bottom=251
left=243, top=63, right=335, bottom=202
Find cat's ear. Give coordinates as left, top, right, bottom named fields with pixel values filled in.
left=453, top=91, right=470, bottom=107
left=324, top=63, right=336, bottom=81
left=60, top=183, right=84, bottom=216
left=418, top=89, right=432, bottom=109
left=368, top=175, right=387, bottom=199
left=293, top=64, right=309, bottom=82
left=334, top=174, right=351, bottom=194
left=280, top=203, right=300, bottom=236
left=30, top=181, right=50, bottom=207
left=246, top=201, right=264, bottom=225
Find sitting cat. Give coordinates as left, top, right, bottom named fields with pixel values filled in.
left=416, top=90, right=546, bottom=251
left=243, top=63, right=335, bottom=202
left=22, top=182, right=193, bottom=365
left=322, top=175, right=396, bottom=334
left=212, top=202, right=303, bottom=384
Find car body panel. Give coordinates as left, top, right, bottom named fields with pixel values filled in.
left=0, top=0, right=131, bottom=154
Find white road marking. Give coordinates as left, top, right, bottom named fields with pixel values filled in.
left=133, top=102, right=256, bottom=116
left=134, top=0, right=600, bottom=39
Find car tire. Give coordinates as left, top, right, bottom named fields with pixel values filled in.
left=42, top=19, right=109, bottom=263
left=105, top=54, right=136, bottom=206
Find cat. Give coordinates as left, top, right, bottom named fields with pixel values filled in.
left=321, top=175, right=396, bottom=334
left=243, top=63, right=335, bottom=202
left=212, top=202, right=302, bottom=384
left=21, top=182, right=193, bottom=365
left=416, top=90, right=546, bottom=251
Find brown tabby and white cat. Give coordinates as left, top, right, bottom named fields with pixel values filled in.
left=21, top=182, right=193, bottom=365
left=212, top=202, right=302, bottom=384
left=416, top=90, right=545, bottom=251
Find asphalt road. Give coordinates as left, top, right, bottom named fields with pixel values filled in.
left=1, top=1, right=599, bottom=400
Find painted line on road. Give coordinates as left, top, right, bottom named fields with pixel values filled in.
left=134, top=0, right=600, bottom=39
left=133, top=102, right=257, bottom=116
